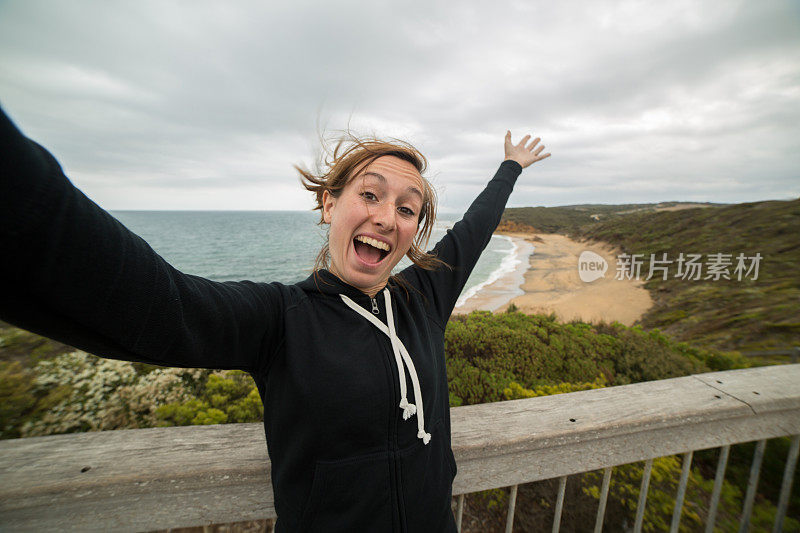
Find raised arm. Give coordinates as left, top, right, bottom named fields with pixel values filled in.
left=0, top=106, right=284, bottom=374
left=401, top=131, right=550, bottom=326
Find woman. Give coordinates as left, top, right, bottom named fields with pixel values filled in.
left=0, top=105, right=549, bottom=532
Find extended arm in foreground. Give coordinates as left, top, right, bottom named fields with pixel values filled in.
left=0, top=107, right=284, bottom=373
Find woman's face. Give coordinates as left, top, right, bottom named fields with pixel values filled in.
left=322, top=155, right=425, bottom=296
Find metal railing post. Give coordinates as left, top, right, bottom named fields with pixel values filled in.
left=706, top=445, right=730, bottom=533
left=739, top=439, right=767, bottom=533
left=773, top=435, right=800, bottom=533
left=594, top=467, right=613, bottom=533
left=505, top=484, right=518, bottom=533
left=633, top=459, right=653, bottom=533
left=552, top=476, right=567, bottom=533
left=456, top=494, right=465, bottom=532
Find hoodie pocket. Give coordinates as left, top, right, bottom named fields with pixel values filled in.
left=398, top=418, right=455, bottom=532
left=296, top=449, right=392, bottom=532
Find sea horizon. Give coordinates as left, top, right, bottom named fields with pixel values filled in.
left=110, top=210, right=523, bottom=307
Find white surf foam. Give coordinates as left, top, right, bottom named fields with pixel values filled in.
left=455, top=235, right=520, bottom=308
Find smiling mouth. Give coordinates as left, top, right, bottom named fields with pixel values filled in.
left=353, top=237, right=390, bottom=265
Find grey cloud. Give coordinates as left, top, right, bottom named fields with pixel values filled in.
left=0, top=0, right=797, bottom=210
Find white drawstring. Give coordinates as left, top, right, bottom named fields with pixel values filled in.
left=341, top=292, right=415, bottom=419
left=340, top=288, right=432, bottom=445
left=384, top=290, right=430, bottom=443
left=383, top=292, right=417, bottom=421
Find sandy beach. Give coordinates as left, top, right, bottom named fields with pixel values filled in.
left=453, top=231, right=653, bottom=326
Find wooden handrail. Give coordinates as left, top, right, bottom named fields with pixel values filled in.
left=450, top=364, right=800, bottom=494
left=1, top=364, right=798, bottom=532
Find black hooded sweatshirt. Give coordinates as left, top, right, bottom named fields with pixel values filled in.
left=0, top=105, right=523, bottom=532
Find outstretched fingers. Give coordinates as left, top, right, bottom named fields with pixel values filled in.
left=504, top=130, right=551, bottom=168
left=531, top=141, right=551, bottom=161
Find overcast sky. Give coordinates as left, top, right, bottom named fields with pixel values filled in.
left=1, top=1, right=798, bottom=212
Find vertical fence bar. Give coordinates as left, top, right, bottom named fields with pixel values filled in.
left=670, top=451, right=694, bottom=533
left=456, top=494, right=465, bottom=533
left=739, top=439, right=767, bottom=533
left=552, top=476, right=567, bottom=533
left=773, top=435, right=800, bottom=533
left=505, top=485, right=518, bottom=533
left=594, top=467, right=613, bottom=533
left=706, top=445, right=730, bottom=533
left=633, top=459, right=653, bottom=533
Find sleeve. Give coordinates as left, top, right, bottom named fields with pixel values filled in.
left=400, top=159, right=523, bottom=326
left=0, top=106, right=284, bottom=374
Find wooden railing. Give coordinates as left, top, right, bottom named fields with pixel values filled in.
left=1, top=364, right=798, bottom=532
left=450, top=363, right=800, bottom=533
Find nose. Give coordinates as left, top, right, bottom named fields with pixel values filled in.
left=372, top=199, right=397, bottom=232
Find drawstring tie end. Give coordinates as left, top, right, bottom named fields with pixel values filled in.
left=418, top=430, right=431, bottom=445
left=399, top=398, right=417, bottom=419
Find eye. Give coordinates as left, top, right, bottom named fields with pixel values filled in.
left=398, top=206, right=415, bottom=216
left=360, top=191, right=378, bottom=202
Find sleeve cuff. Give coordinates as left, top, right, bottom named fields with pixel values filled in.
left=491, top=159, right=523, bottom=187
left=501, top=159, right=523, bottom=174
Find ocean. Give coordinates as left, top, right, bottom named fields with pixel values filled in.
left=110, top=210, right=516, bottom=306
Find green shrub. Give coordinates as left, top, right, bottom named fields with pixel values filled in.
left=502, top=376, right=607, bottom=400
left=156, top=369, right=263, bottom=427
left=0, top=361, right=38, bottom=439
left=581, top=454, right=800, bottom=532
left=444, top=311, right=731, bottom=406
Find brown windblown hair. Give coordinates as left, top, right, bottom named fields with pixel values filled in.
left=295, top=130, right=451, bottom=292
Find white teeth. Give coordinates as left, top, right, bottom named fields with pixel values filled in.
left=355, top=235, right=391, bottom=252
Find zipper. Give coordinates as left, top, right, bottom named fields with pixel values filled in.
left=372, top=301, right=405, bottom=532
left=369, top=292, right=406, bottom=531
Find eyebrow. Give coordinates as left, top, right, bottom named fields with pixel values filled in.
left=362, top=171, right=424, bottom=201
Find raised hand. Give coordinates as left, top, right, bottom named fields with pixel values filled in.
left=504, top=131, right=551, bottom=169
